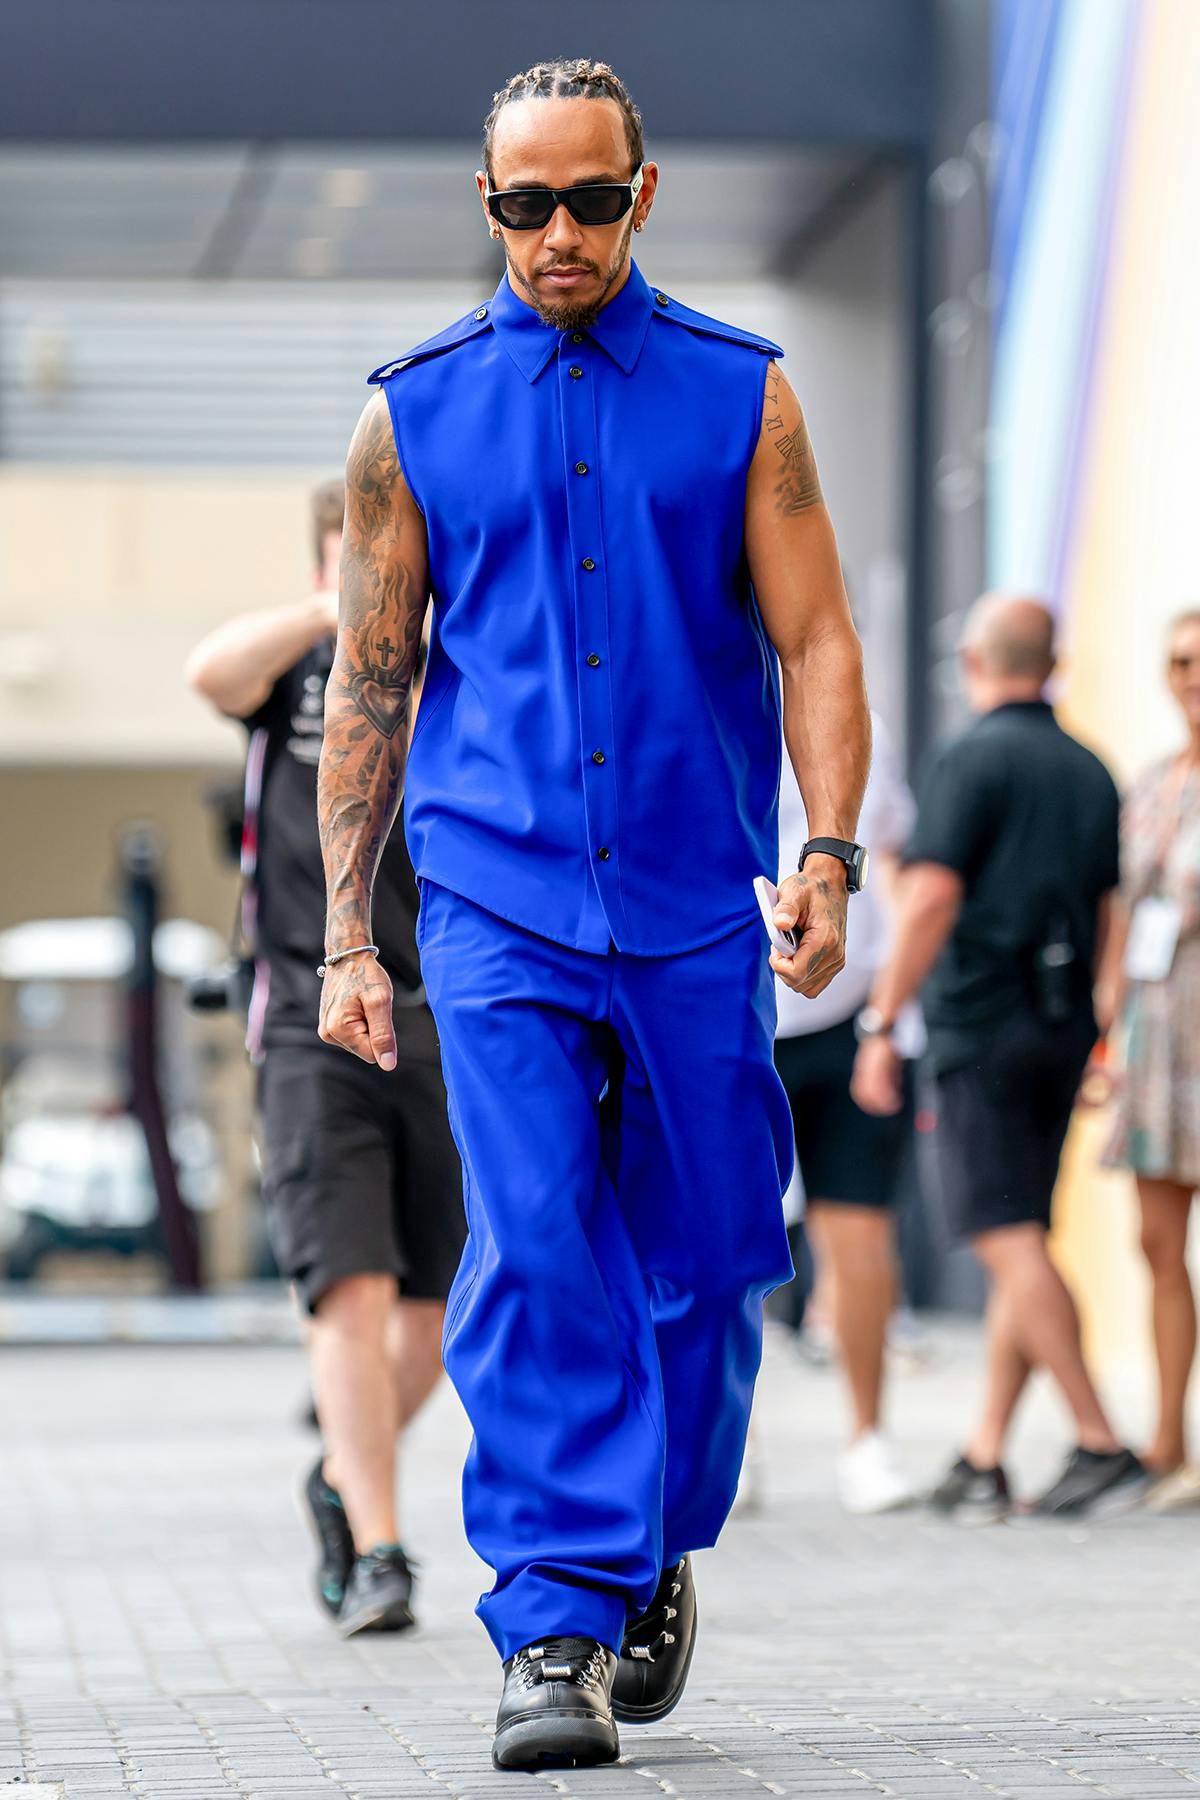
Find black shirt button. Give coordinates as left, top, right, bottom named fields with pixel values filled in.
left=591, top=750, right=606, bottom=765
left=575, top=461, right=589, bottom=475
left=569, top=365, right=584, bottom=379
left=586, top=653, right=600, bottom=667
left=572, top=333, right=584, bottom=343
left=597, top=846, right=611, bottom=861
left=581, top=557, right=596, bottom=571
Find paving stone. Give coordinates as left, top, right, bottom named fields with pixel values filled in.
left=5, top=1328, right=1200, bottom=1799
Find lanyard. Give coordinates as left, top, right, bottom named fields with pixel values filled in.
left=238, top=726, right=269, bottom=952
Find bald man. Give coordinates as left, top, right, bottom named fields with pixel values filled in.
left=851, top=595, right=1147, bottom=1519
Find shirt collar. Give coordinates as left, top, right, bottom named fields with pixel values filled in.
left=489, top=259, right=656, bottom=382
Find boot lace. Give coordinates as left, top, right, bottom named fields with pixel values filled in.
left=623, top=1557, right=685, bottom=1664
left=517, top=1637, right=607, bottom=1691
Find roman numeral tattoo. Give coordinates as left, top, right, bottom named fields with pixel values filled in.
left=762, top=362, right=823, bottom=517
left=317, top=390, right=428, bottom=951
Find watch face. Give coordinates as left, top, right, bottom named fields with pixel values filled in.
left=854, top=845, right=870, bottom=893
left=855, top=1006, right=883, bottom=1040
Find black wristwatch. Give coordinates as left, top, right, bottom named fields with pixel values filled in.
left=799, top=836, right=870, bottom=895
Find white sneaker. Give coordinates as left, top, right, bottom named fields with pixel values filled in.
left=793, top=1319, right=835, bottom=1367
left=887, top=1307, right=937, bottom=1371
left=837, top=1431, right=914, bottom=1515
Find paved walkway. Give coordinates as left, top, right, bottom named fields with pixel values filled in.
left=3, top=1321, right=1200, bottom=1800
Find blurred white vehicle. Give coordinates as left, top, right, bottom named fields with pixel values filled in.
left=0, top=917, right=224, bottom=1278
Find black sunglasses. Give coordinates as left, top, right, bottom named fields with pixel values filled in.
left=487, top=165, right=644, bottom=231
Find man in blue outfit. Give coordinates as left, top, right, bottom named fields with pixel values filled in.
left=317, top=59, right=870, bottom=1772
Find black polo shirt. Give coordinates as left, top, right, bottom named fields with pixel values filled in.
left=906, top=701, right=1120, bottom=1073
left=243, top=639, right=437, bottom=1057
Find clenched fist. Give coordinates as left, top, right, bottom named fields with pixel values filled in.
left=318, top=951, right=398, bottom=1070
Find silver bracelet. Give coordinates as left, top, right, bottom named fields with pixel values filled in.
left=317, top=943, right=379, bottom=978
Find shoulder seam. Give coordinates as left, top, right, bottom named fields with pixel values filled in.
left=368, top=307, right=492, bottom=384
left=649, top=296, right=782, bottom=359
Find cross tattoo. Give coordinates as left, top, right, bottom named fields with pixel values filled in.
left=375, top=635, right=396, bottom=666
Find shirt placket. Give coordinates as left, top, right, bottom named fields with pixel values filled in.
left=558, top=333, right=619, bottom=931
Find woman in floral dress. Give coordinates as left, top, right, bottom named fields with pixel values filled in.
left=1102, top=609, right=1200, bottom=1504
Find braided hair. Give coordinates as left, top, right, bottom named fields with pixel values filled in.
left=482, top=58, right=644, bottom=183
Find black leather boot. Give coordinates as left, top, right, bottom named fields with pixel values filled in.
left=493, top=1637, right=620, bottom=1770
left=611, top=1555, right=697, bottom=1724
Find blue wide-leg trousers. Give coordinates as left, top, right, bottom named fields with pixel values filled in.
left=417, top=881, right=794, bottom=1659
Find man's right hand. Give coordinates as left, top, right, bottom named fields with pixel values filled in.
left=318, top=953, right=398, bottom=1071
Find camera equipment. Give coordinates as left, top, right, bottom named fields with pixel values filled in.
left=185, top=956, right=254, bottom=1016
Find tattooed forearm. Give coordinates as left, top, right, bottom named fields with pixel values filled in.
left=762, top=362, right=823, bottom=517
left=317, top=390, right=429, bottom=950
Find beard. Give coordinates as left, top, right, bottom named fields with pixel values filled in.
left=507, top=215, right=636, bottom=331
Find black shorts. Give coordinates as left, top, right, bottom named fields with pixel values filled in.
left=257, top=1038, right=466, bottom=1313
left=934, top=1011, right=1095, bottom=1240
left=774, top=1015, right=909, bottom=1210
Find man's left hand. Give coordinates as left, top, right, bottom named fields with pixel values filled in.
left=769, top=862, right=847, bottom=996
left=851, top=1036, right=904, bottom=1116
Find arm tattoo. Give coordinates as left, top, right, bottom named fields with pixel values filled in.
left=762, top=362, right=823, bottom=517
left=317, top=392, right=427, bottom=948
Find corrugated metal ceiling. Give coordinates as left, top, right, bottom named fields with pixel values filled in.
left=0, top=142, right=862, bottom=282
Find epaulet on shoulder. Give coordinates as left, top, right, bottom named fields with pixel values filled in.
left=649, top=290, right=783, bottom=360
left=367, top=303, right=493, bottom=385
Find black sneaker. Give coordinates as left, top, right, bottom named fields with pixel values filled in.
left=612, top=1556, right=697, bottom=1725
left=337, top=1543, right=417, bottom=1638
left=299, top=1458, right=354, bottom=1617
left=493, top=1637, right=619, bottom=1771
left=928, top=1455, right=1011, bottom=1523
left=1032, top=1446, right=1150, bottom=1519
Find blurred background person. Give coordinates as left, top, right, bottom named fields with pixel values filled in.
left=1097, top=608, right=1200, bottom=1510
left=852, top=595, right=1146, bottom=1520
left=185, top=478, right=464, bottom=1636
left=774, top=712, right=920, bottom=1513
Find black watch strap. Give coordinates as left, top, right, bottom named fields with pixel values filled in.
left=801, top=836, right=858, bottom=866
left=799, top=836, right=868, bottom=895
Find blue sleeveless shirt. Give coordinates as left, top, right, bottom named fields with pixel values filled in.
left=369, top=260, right=783, bottom=957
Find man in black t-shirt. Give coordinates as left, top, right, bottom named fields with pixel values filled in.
left=850, top=595, right=1145, bottom=1521
left=186, top=477, right=464, bottom=1636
